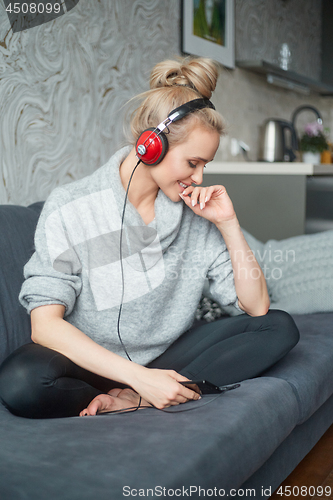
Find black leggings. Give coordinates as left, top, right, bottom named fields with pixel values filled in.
left=0, top=309, right=299, bottom=419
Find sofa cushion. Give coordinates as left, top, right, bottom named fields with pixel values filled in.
left=262, top=312, right=333, bottom=424
left=242, top=228, right=333, bottom=316
left=0, top=202, right=43, bottom=364
left=0, top=376, right=299, bottom=497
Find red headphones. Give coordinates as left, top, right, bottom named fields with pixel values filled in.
left=135, top=98, right=215, bottom=166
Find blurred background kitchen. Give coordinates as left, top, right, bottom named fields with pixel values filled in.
left=0, top=0, right=332, bottom=241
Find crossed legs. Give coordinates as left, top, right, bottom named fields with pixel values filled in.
left=0, top=309, right=299, bottom=418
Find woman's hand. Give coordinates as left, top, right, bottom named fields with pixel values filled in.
left=179, top=184, right=269, bottom=316
left=129, top=366, right=201, bottom=410
left=179, top=184, right=237, bottom=227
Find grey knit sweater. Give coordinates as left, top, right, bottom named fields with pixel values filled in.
left=19, top=147, right=241, bottom=365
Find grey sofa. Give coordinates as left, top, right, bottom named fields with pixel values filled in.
left=0, top=202, right=333, bottom=500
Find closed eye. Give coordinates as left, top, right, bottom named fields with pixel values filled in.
left=189, top=161, right=207, bottom=169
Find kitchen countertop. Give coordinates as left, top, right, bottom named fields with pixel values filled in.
left=207, top=162, right=333, bottom=175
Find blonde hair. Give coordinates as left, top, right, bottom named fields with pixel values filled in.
left=128, top=57, right=225, bottom=148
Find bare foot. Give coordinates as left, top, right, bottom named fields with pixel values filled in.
left=79, top=388, right=151, bottom=416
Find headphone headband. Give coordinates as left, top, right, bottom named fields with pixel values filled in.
left=166, top=98, right=215, bottom=125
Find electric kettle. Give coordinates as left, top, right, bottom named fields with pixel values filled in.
left=259, top=119, right=298, bottom=162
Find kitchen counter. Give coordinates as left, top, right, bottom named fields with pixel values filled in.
left=206, top=162, right=333, bottom=175
left=202, top=162, right=333, bottom=242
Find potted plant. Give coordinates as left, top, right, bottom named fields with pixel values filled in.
left=300, top=122, right=329, bottom=164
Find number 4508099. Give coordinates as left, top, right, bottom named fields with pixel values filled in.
left=5, top=3, right=62, bottom=14
left=276, top=485, right=331, bottom=496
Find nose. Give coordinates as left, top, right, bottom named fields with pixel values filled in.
left=190, top=166, right=204, bottom=186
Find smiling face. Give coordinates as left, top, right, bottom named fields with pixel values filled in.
left=150, top=125, right=220, bottom=203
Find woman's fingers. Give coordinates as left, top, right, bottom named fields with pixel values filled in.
left=203, top=185, right=221, bottom=204
left=164, top=390, right=199, bottom=407
left=132, top=368, right=202, bottom=409
left=180, top=185, right=227, bottom=211
left=199, top=188, right=210, bottom=210
left=179, top=381, right=202, bottom=396
left=180, top=186, right=207, bottom=210
left=167, top=371, right=202, bottom=400
left=159, top=383, right=201, bottom=406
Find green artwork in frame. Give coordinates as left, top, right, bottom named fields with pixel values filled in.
left=182, top=0, right=234, bottom=69
left=193, top=0, right=226, bottom=47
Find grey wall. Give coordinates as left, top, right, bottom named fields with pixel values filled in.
left=0, top=0, right=332, bottom=206
left=214, top=0, right=333, bottom=163
left=235, top=0, right=322, bottom=80
left=322, top=0, right=333, bottom=85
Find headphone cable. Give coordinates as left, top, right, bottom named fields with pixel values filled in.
left=115, top=157, right=143, bottom=412
left=117, top=157, right=142, bottom=362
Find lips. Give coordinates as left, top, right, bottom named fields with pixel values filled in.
left=178, top=181, right=190, bottom=189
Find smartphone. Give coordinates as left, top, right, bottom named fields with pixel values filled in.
left=180, top=380, right=224, bottom=394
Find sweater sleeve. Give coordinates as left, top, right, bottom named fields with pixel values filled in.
left=19, top=187, right=82, bottom=317
left=205, top=224, right=243, bottom=316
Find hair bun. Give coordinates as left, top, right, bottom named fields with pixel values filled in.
left=150, top=57, right=219, bottom=99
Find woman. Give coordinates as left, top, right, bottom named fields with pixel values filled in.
left=0, top=57, right=299, bottom=419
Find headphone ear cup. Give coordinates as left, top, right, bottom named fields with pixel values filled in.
left=136, top=128, right=169, bottom=166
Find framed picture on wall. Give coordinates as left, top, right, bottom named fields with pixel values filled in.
left=181, top=0, right=235, bottom=69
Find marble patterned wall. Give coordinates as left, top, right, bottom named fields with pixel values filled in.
left=0, top=0, right=180, bottom=205
left=0, top=0, right=332, bottom=206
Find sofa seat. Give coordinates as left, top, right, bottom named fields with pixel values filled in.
left=262, top=312, right=333, bottom=424
left=0, top=376, right=299, bottom=499
left=1, top=202, right=333, bottom=499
